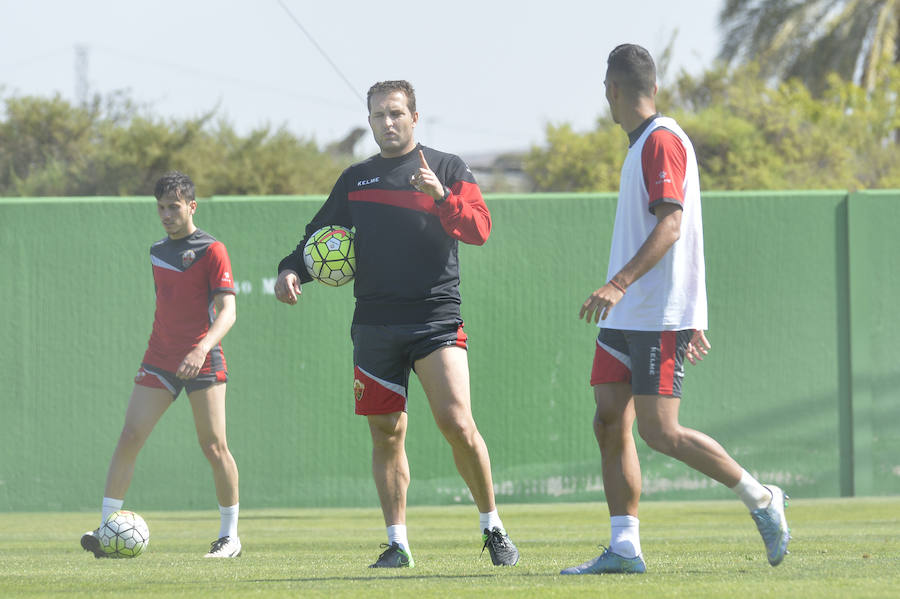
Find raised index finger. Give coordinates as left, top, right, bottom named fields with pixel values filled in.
left=418, top=149, right=429, bottom=170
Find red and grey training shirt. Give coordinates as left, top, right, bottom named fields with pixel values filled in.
left=143, top=229, right=236, bottom=372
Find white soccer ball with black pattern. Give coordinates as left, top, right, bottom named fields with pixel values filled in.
left=303, top=225, right=356, bottom=287
left=99, top=510, right=150, bottom=558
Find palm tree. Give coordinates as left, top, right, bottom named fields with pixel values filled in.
left=718, top=0, right=900, bottom=92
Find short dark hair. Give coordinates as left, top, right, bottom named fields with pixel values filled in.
left=154, top=171, right=195, bottom=202
left=366, top=80, right=416, bottom=114
left=607, top=44, right=657, bottom=97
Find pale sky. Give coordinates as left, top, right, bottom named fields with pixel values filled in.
left=1, top=0, right=723, bottom=159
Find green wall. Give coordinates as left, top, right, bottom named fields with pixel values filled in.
left=846, top=192, right=900, bottom=496
left=0, top=191, right=896, bottom=512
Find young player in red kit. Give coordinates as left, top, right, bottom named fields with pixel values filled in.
left=81, top=171, right=242, bottom=558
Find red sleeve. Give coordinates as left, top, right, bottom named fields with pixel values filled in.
left=207, top=241, right=236, bottom=295
left=436, top=180, right=492, bottom=245
left=641, top=128, right=687, bottom=214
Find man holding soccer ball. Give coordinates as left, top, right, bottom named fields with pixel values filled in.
left=81, top=172, right=242, bottom=559
left=275, top=80, right=519, bottom=568
left=561, top=44, right=790, bottom=575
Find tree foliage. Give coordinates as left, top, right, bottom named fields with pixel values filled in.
left=525, top=63, right=900, bottom=192
left=523, top=120, right=626, bottom=192
left=718, top=0, right=900, bottom=94
left=0, top=91, right=347, bottom=197
left=8, top=65, right=900, bottom=196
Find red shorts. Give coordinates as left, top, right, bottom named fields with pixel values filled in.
left=590, top=328, right=694, bottom=397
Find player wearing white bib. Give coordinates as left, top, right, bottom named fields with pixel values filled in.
left=561, top=44, right=790, bottom=575
left=602, top=115, right=706, bottom=332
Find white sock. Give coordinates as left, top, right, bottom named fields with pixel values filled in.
left=479, top=509, right=504, bottom=534
left=610, top=515, right=641, bottom=558
left=731, top=469, right=772, bottom=511
left=219, top=503, right=239, bottom=539
left=386, top=524, right=409, bottom=552
left=100, top=497, right=124, bottom=528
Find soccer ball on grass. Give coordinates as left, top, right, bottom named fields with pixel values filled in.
left=99, top=510, right=150, bottom=558
left=303, top=225, right=356, bottom=287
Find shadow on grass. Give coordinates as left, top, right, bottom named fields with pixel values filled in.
left=244, top=572, right=567, bottom=583
left=149, top=513, right=333, bottom=522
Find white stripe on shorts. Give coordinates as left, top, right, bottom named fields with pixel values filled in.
left=597, top=337, right=632, bottom=371
left=146, top=369, right=177, bottom=395
left=356, top=366, right=408, bottom=399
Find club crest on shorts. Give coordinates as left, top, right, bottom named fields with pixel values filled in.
left=353, top=378, right=365, bottom=402
left=181, top=249, right=196, bottom=268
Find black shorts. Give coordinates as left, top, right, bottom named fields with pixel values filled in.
left=590, top=328, right=693, bottom=397
left=134, top=363, right=227, bottom=399
left=350, top=320, right=467, bottom=415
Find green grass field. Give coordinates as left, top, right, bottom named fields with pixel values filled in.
left=2, top=497, right=898, bottom=598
